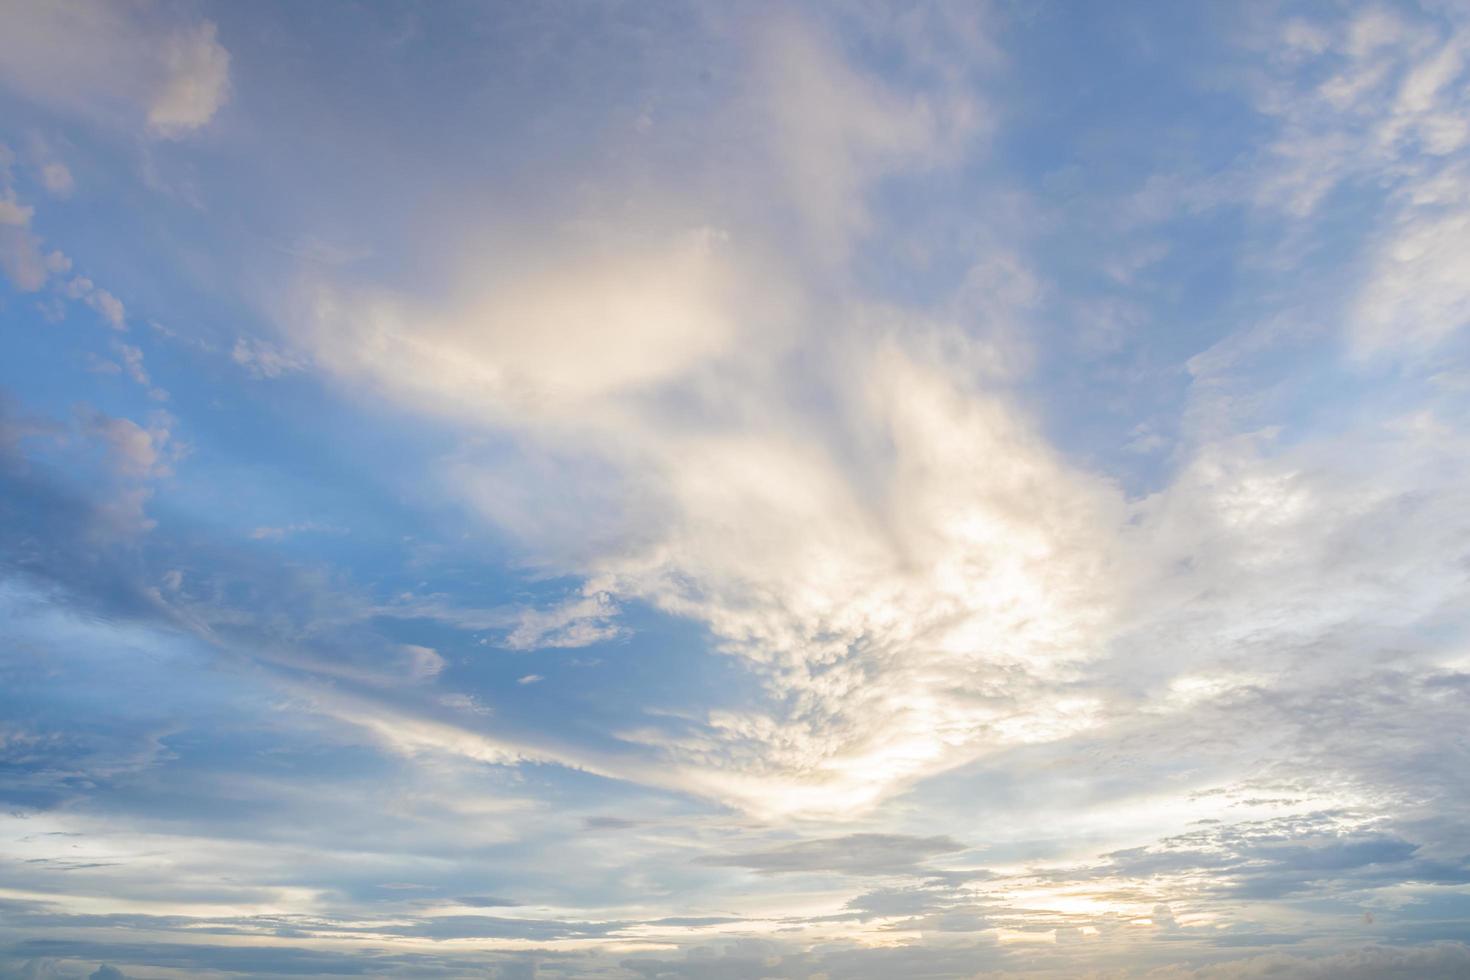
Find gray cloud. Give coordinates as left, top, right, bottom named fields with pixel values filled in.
left=701, top=833, right=967, bottom=876
left=455, top=896, right=520, bottom=908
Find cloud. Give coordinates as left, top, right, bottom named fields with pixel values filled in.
left=457, top=896, right=520, bottom=908
left=0, top=1, right=231, bottom=137
left=503, top=593, right=624, bottom=651
left=844, top=884, right=957, bottom=918
left=81, top=411, right=173, bottom=479
left=0, top=192, right=47, bottom=292
left=315, top=297, right=1123, bottom=816
left=60, top=276, right=127, bottom=330
left=40, top=162, right=73, bottom=198
left=1147, top=942, right=1470, bottom=979
left=303, top=227, right=761, bottom=425
left=0, top=399, right=63, bottom=457
left=4, top=941, right=451, bottom=978
left=147, top=22, right=231, bottom=137
left=231, top=337, right=307, bottom=379
left=1237, top=5, right=1470, bottom=358
left=1352, top=166, right=1470, bottom=356
left=277, top=9, right=1110, bottom=822
left=583, top=816, right=641, bottom=831
left=170, top=29, right=1459, bottom=931
left=248, top=521, right=345, bottom=541
left=397, top=914, right=626, bottom=941
left=1087, top=813, right=1455, bottom=903
left=438, top=693, right=491, bottom=716
left=0, top=158, right=84, bottom=296
left=0, top=198, right=32, bottom=226
left=751, top=15, right=942, bottom=261
left=702, top=833, right=966, bottom=876
left=402, top=644, right=446, bottom=681
left=491, top=965, right=537, bottom=980
left=106, top=342, right=166, bottom=401
left=44, top=409, right=183, bottom=533
left=16, top=134, right=77, bottom=201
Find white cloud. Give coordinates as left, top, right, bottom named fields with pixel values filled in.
left=110, top=341, right=166, bottom=400
left=1148, top=942, right=1470, bottom=979
left=303, top=226, right=768, bottom=425
left=0, top=197, right=33, bottom=226
left=279, top=2, right=1470, bottom=835
left=93, top=483, right=156, bottom=534
left=11, top=5, right=1470, bottom=975
left=703, top=832, right=965, bottom=876
left=0, top=174, right=137, bottom=332
left=296, top=685, right=593, bottom=774
left=752, top=16, right=941, bottom=261
left=147, top=22, right=231, bottom=137
left=402, top=644, right=446, bottom=681
left=249, top=521, right=345, bottom=541
left=65, top=409, right=184, bottom=534
left=90, top=289, right=125, bottom=329
left=0, top=192, right=47, bottom=291
left=276, top=14, right=1115, bottom=818
left=503, top=593, right=624, bottom=651
left=40, top=161, right=74, bottom=197
left=439, top=693, right=492, bottom=715
left=303, top=244, right=1123, bottom=820
left=64, top=275, right=127, bottom=329
left=82, top=410, right=175, bottom=478
left=232, top=336, right=308, bottom=379
left=1242, top=6, right=1470, bottom=358
left=0, top=0, right=230, bottom=137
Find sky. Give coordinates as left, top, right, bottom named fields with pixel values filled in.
left=1, top=1, right=1470, bottom=977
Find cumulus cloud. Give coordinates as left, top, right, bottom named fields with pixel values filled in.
left=63, top=277, right=126, bottom=330
left=146, top=23, right=230, bottom=137
left=0, top=0, right=230, bottom=137
left=39, top=162, right=73, bottom=198
left=0, top=192, right=47, bottom=292
left=81, top=411, right=174, bottom=479
left=21, top=135, right=77, bottom=199
left=0, top=152, right=84, bottom=295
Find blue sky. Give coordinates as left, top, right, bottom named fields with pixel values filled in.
left=2, top=1, right=1470, bottom=978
